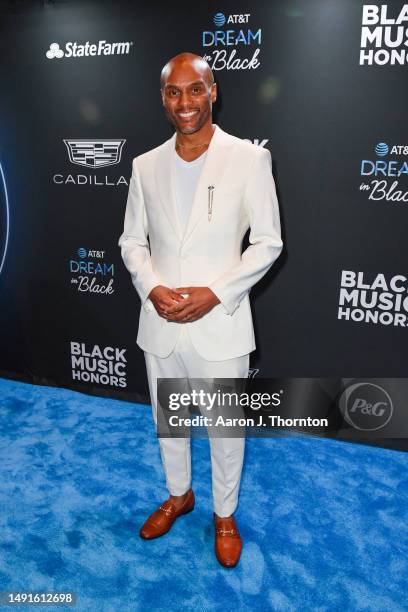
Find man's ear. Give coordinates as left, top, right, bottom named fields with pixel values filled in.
left=211, top=83, right=217, bottom=103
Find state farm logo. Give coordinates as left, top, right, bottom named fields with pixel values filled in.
left=46, top=40, right=133, bottom=60
left=46, top=43, right=64, bottom=59
left=338, top=382, right=393, bottom=431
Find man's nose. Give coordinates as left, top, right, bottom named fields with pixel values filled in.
left=178, top=90, right=193, bottom=107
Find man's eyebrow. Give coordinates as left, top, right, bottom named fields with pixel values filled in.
left=164, top=81, right=205, bottom=90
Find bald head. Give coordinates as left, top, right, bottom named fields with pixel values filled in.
left=160, top=52, right=214, bottom=90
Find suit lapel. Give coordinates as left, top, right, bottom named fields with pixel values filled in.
left=182, top=124, right=233, bottom=246
left=154, top=124, right=235, bottom=246
left=155, top=131, right=183, bottom=241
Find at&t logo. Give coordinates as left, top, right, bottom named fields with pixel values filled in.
left=213, top=12, right=250, bottom=26
left=69, top=247, right=115, bottom=295
left=202, top=11, right=262, bottom=71
left=359, top=140, right=408, bottom=203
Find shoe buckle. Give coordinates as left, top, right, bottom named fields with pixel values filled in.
left=217, top=528, right=237, bottom=536
left=159, top=504, right=175, bottom=517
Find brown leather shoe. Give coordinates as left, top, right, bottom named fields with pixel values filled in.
left=214, top=512, right=243, bottom=567
left=139, top=489, right=195, bottom=539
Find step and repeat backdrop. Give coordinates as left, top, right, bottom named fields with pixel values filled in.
left=0, top=0, right=407, bottom=448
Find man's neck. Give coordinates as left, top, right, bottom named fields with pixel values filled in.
left=175, top=122, right=215, bottom=162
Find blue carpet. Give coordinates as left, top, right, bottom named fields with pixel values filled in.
left=0, top=377, right=407, bottom=611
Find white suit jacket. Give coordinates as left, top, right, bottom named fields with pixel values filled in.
left=118, top=123, right=283, bottom=360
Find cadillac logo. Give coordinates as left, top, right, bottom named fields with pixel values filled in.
left=63, top=139, right=126, bottom=168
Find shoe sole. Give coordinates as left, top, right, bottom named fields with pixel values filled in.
left=139, top=503, right=195, bottom=540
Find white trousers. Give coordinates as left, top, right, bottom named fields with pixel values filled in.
left=143, top=325, right=250, bottom=517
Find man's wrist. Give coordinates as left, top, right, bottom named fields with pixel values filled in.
left=147, top=285, right=161, bottom=300
left=208, top=287, right=221, bottom=306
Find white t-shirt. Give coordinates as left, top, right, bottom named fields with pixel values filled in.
left=174, top=149, right=207, bottom=235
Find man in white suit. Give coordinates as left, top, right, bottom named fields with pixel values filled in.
left=118, top=52, right=283, bottom=567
